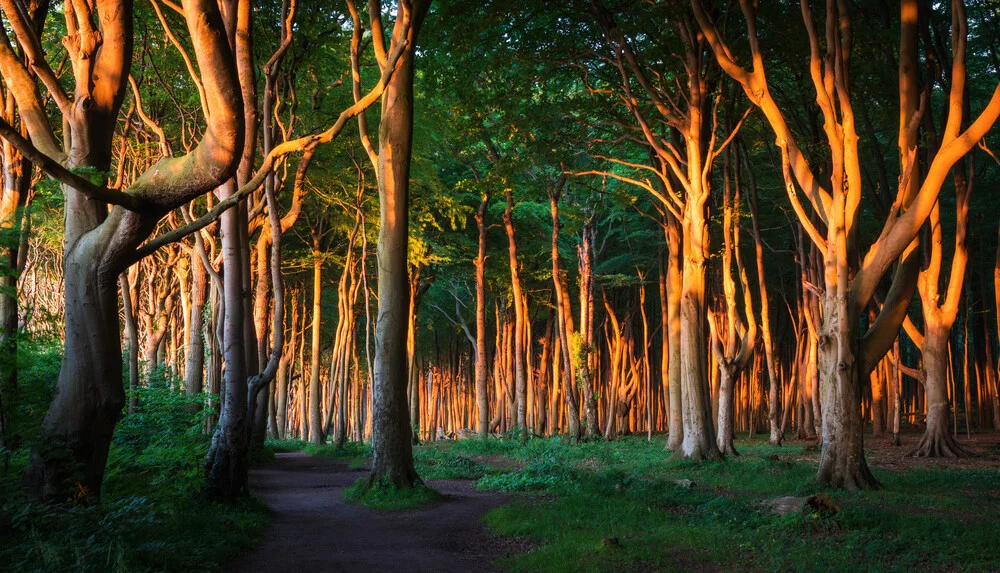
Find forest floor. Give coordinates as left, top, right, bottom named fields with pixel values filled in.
left=228, top=451, right=530, bottom=573
left=253, top=432, right=1000, bottom=573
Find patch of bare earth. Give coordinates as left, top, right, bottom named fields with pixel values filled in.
left=472, top=455, right=525, bottom=471
left=864, top=432, right=1000, bottom=471
left=228, top=452, right=526, bottom=573
left=782, top=432, right=1000, bottom=472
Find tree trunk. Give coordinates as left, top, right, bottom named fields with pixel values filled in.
left=577, top=220, right=599, bottom=436
left=676, top=191, right=721, bottom=461
left=716, top=367, right=737, bottom=455
left=815, top=296, right=878, bottom=490
left=369, top=0, right=429, bottom=488
left=204, top=183, right=250, bottom=501
left=663, top=215, right=683, bottom=450
left=23, top=234, right=124, bottom=502
left=474, top=195, right=489, bottom=437
left=909, top=327, right=968, bottom=457
left=503, top=189, right=527, bottom=431
left=746, top=154, right=781, bottom=445
left=870, top=361, right=886, bottom=438
left=550, top=187, right=580, bottom=440
left=0, top=141, right=28, bottom=451
left=120, top=272, right=140, bottom=414
left=308, top=241, right=323, bottom=445
left=185, top=251, right=208, bottom=410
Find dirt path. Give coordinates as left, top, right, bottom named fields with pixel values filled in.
left=228, top=452, right=517, bottom=573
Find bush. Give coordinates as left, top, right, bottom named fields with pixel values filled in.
left=111, top=385, right=212, bottom=483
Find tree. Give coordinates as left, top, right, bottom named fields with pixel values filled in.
left=583, top=2, right=749, bottom=460
left=353, top=0, right=432, bottom=489
left=693, top=0, right=1000, bottom=488
left=708, top=146, right=757, bottom=455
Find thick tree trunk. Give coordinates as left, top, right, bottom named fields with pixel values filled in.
left=716, top=367, right=737, bottom=455
left=23, top=233, right=123, bottom=502
left=909, top=328, right=968, bottom=457
left=369, top=0, right=428, bottom=488
left=815, top=296, right=879, bottom=490
left=676, top=194, right=720, bottom=461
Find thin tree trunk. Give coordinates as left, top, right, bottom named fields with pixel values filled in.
left=504, top=189, right=528, bottom=431
left=474, top=195, right=490, bottom=437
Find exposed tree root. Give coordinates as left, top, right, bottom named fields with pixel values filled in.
left=906, top=430, right=971, bottom=458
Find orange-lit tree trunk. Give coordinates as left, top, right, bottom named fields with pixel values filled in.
left=550, top=183, right=581, bottom=439
left=908, top=162, right=972, bottom=457
left=708, top=152, right=757, bottom=455
left=365, top=0, right=430, bottom=488
left=586, top=6, right=742, bottom=460
left=577, top=218, right=599, bottom=436
left=307, top=224, right=325, bottom=445
left=694, top=0, right=1000, bottom=488
left=744, top=147, right=781, bottom=445
left=503, top=188, right=528, bottom=431
left=662, top=213, right=683, bottom=450
left=474, top=194, right=490, bottom=436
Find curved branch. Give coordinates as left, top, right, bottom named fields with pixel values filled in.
left=0, top=116, right=146, bottom=210
left=134, top=35, right=408, bottom=260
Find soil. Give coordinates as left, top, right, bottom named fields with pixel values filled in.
left=228, top=452, right=528, bottom=573
left=782, top=431, right=1000, bottom=471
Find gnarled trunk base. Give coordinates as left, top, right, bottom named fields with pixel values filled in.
left=816, top=300, right=879, bottom=491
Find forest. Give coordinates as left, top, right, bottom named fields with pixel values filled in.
left=1, top=0, right=999, bottom=571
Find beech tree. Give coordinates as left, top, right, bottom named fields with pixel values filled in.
left=708, top=146, right=757, bottom=455
left=692, top=0, right=1000, bottom=488
left=351, top=0, right=432, bottom=488
left=583, top=2, right=752, bottom=460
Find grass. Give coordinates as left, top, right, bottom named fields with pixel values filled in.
left=406, top=435, right=1000, bottom=572
left=342, top=476, right=443, bottom=511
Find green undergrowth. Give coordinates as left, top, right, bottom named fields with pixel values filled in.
left=414, top=435, right=1000, bottom=572
left=342, top=476, right=442, bottom=511
left=294, top=441, right=373, bottom=470
left=414, top=446, right=492, bottom=479
left=271, top=437, right=503, bottom=479
left=1, top=341, right=270, bottom=572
